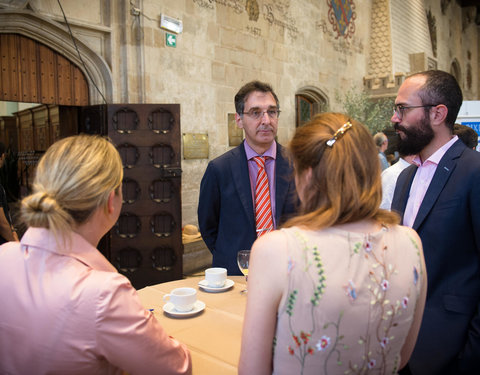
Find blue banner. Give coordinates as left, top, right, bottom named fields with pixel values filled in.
left=461, top=122, right=480, bottom=134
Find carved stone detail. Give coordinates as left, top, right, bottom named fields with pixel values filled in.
left=367, top=0, right=392, bottom=78
left=426, top=9, right=437, bottom=58
left=245, top=0, right=259, bottom=22
left=441, top=0, right=451, bottom=15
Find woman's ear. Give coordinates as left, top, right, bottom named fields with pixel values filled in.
left=106, top=190, right=116, bottom=214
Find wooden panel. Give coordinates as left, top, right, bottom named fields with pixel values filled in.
left=0, top=34, right=11, bottom=100
left=32, top=105, right=49, bottom=151
left=0, top=34, right=89, bottom=106
left=48, top=105, right=78, bottom=142
left=73, top=66, right=89, bottom=106
left=18, top=36, right=39, bottom=103
left=0, top=34, right=20, bottom=101
left=17, top=110, right=34, bottom=151
left=38, top=45, right=57, bottom=104
left=57, top=54, right=73, bottom=105
left=49, top=105, right=61, bottom=142
left=0, top=116, right=18, bottom=152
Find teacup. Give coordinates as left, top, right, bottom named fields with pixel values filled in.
left=205, top=267, right=227, bottom=288
left=163, top=287, right=197, bottom=312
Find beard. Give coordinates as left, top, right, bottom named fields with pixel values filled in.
left=394, top=115, right=434, bottom=156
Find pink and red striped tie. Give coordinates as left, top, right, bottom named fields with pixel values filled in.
left=253, top=156, right=274, bottom=237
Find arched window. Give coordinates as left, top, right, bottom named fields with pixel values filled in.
left=450, top=59, right=462, bottom=88
left=295, top=87, right=328, bottom=127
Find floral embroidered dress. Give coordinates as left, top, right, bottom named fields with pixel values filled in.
left=272, top=225, right=423, bottom=375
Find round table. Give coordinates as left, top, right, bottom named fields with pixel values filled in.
left=137, top=275, right=247, bottom=375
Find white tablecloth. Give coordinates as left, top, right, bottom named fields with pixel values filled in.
left=137, top=275, right=247, bottom=375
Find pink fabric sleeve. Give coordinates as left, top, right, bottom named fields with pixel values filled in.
left=94, top=273, right=192, bottom=375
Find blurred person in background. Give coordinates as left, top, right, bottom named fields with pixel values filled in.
left=374, top=131, right=390, bottom=171
left=380, top=152, right=416, bottom=210
left=0, top=141, right=18, bottom=243
left=453, top=123, right=478, bottom=150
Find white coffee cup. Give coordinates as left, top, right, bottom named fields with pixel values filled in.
left=163, top=287, right=197, bottom=312
left=205, top=267, right=227, bottom=288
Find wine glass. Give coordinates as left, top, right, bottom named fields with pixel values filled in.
left=237, top=250, right=250, bottom=293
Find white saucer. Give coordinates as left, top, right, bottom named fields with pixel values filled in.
left=198, top=278, right=234, bottom=292
left=163, top=300, right=205, bottom=317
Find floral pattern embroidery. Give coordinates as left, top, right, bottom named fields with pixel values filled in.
left=275, top=227, right=422, bottom=375
left=286, top=290, right=298, bottom=317
left=287, top=256, right=295, bottom=274
left=413, top=266, right=419, bottom=285
left=344, top=280, right=357, bottom=302
left=316, top=335, right=331, bottom=351
left=364, top=239, right=372, bottom=252
left=380, top=337, right=389, bottom=348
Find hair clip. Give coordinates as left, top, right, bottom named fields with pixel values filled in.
left=326, top=121, right=353, bottom=147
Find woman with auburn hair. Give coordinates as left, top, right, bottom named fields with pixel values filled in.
left=239, top=113, right=427, bottom=375
left=0, top=135, right=191, bottom=375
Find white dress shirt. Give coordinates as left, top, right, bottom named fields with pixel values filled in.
left=380, top=158, right=412, bottom=210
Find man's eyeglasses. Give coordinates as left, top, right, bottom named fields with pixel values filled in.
left=242, top=109, right=281, bottom=120
left=393, top=104, right=437, bottom=120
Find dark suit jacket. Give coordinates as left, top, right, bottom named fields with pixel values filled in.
left=198, top=141, right=298, bottom=275
left=392, top=140, right=480, bottom=375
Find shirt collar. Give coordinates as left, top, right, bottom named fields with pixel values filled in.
left=21, top=227, right=117, bottom=273
left=244, top=140, right=277, bottom=160
left=413, top=135, right=458, bottom=167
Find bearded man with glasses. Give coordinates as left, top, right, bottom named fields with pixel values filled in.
left=198, top=81, right=298, bottom=275
left=391, top=70, right=480, bottom=375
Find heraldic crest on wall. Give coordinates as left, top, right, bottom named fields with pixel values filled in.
left=327, top=0, right=356, bottom=40
left=245, top=0, right=260, bottom=21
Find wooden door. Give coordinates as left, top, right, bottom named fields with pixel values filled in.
left=0, top=33, right=89, bottom=106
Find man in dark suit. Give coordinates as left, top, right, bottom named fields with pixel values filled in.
left=198, top=81, right=298, bottom=275
left=391, top=70, right=480, bottom=374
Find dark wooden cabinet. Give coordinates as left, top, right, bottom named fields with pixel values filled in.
left=80, top=104, right=183, bottom=289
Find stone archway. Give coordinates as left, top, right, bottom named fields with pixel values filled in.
left=450, top=59, right=462, bottom=88
left=295, top=86, right=329, bottom=127
left=0, top=9, right=112, bottom=105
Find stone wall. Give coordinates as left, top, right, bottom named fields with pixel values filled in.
left=391, top=0, right=434, bottom=74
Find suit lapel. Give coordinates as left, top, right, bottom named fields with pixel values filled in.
left=230, top=143, right=255, bottom=229
left=274, top=143, right=291, bottom=222
left=392, top=165, right=417, bottom=222
left=412, top=140, right=464, bottom=230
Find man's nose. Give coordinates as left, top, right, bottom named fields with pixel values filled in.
left=391, top=111, right=400, bottom=123
left=261, top=111, right=271, bottom=124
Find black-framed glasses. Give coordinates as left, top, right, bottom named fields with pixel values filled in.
left=242, top=109, right=281, bottom=120
left=393, top=104, right=437, bottom=120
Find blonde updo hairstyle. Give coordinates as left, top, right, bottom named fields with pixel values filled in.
left=284, top=112, right=398, bottom=230
left=21, top=134, right=123, bottom=241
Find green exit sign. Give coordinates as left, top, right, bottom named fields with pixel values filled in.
left=166, top=33, right=176, bottom=47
